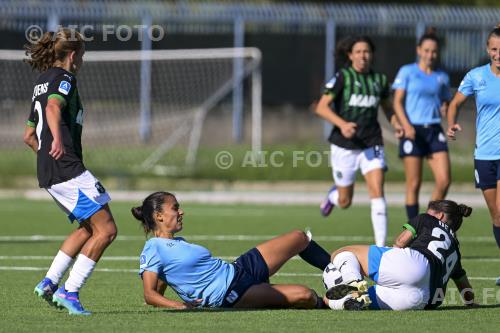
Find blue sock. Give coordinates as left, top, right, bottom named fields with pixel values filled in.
left=299, top=240, right=331, bottom=271
left=493, top=225, right=500, bottom=248
left=405, top=204, right=419, bottom=220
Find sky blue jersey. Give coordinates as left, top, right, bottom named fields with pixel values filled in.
left=458, top=64, right=500, bottom=160
left=392, top=63, right=451, bottom=125
left=139, top=237, right=235, bottom=307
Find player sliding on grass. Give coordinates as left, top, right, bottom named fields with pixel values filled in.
left=24, top=29, right=117, bottom=315
left=323, top=200, right=475, bottom=310
left=132, top=191, right=331, bottom=309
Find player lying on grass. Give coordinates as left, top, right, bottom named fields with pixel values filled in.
left=322, top=199, right=475, bottom=310
left=131, top=191, right=331, bottom=309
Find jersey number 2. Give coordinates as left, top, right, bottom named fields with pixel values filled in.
left=427, top=227, right=458, bottom=283
left=34, top=101, right=43, bottom=151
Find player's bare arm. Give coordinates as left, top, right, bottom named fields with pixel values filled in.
left=393, top=229, right=413, bottom=248
left=315, top=94, right=356, bottom=139
left=142, top=271, right=201, bottom=309
left=23, top=125, right=38, bottom=153
left=440, top=101, right=449, bottom=119
left=392, top=88, right=415, bottom=140
left=45, top=97, right=66, bottom=160
left=446, top=92, right=468, bottom=140
left=380, top=98, right=403, bottom=138
left=453, top=275, right=476, bottom=306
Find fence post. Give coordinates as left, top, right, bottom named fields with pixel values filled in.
left=233, top=16, right=245, bottom=143
left=139, top=14, right=152, bottom=142
left=323, top=18, right=336, bottom=139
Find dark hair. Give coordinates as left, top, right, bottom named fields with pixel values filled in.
left=487, top=23, right=500, bottom=45
left=131, top=191, right=175, bottom=235
left=418, top=27, right=440, bottom=47
left=335, top=35, right=375, bottom=69
left=24, top=28, right=84, bottom=72
left=427, top=200, right=472, bottom=232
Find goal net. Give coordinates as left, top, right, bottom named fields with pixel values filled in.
left=0, top=48, right=262, bottom=176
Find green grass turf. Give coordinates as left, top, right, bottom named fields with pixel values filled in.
left=0, top=199, right=498, bottom=332
left=0, top=141, right=476, bottom=185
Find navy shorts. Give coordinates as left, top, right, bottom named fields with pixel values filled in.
left=220, top=248, right=269, bottom=308
left=399, top=124, right=448, bottom=158
left=474, top=159, right=500, bottom=190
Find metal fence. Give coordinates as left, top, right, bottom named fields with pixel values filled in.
left=1, top=0, right=498, bottom=140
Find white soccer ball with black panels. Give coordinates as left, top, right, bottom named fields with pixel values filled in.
left=322, top=263, right=343, bottom=290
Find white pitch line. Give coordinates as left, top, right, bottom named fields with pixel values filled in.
left=0, top=255, right=498, bottom=262
left=0, top=266, right=496, bottom=281
left=0, top=235, right=496, bottom=243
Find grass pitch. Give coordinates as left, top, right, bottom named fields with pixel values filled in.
left=0, top=199, right=498, bottom=332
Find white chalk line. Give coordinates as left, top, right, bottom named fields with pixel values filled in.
left=0, top=255, right=498, bottom=263
left=0, top=235, right=496, bottom=243
left=0, top=266, right=496, bottom=281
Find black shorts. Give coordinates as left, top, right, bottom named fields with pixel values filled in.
left=220, top=248, right=269, bottom=308
left=399, top=124, right=448, bottom=158
left=474, top=159, right=500, bottom=190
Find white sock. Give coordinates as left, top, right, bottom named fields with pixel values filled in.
left=328, top=187, right=339, bottom=206
left=64, top=254, right=96, bottom=292
left=332, top=251, right=362, bottom=284
left=45, top=250, right=73, bottom=285
left=371, top=197, right=387, bottom=247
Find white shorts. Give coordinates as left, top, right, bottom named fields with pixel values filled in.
left=367, top=246, right=430, bottom=310
left=46, top=170, right=111, bottom=223
left=330, top=144, right=386, bottom=187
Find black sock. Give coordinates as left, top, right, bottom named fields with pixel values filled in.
left=405, top=204, right=419, bottom=219
left=299, top=240, right=331, bottom=271
left=493, top=225, right=500, bottom=248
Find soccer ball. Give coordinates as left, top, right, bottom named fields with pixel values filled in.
left=323, top=263, right=343, bottom=290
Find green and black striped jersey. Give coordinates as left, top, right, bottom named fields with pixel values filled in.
left=324, top=67, right=389, bottom=149
left=27, top=67, right=86, bottom=188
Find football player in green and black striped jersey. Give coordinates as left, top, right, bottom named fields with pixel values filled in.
left=315, top=36, right=403, bottom=247
left=24, top=29, right=117, bottom=315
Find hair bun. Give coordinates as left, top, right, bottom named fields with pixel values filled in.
left=458, top=204, right=472, bottom=218
left=131, top=206, right=144, bottom=221
left=495, top=23, right=500, bottom=30
left=425, top=26, right=437, bottom=35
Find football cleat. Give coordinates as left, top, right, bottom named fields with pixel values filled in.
left=496, top=277, right=500, bottom=286
left=34, top=277, right=58, bottom=306
left=320, top=185, right=337, bottom=217
left=342, top=294, right=371, bottom=310
left=52, top=286, right=91, bottom=315
left=325, top=280, right=371, bottom=311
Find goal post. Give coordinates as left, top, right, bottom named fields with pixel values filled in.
left=0, top=48, right=262, bottom=176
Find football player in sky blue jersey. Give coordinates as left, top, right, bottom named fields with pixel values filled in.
left=393, top=28, right=452, bottom=220
left=447, top=24, right=500, bottom=285
left=132, top=191, right=332, bottom=309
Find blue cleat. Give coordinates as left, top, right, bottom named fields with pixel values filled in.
left=320, top=185, right=337, bottom=217
left=52, top=286, right=91, bottom=315
left=496, top=277, right=500, bottom=286
left=34, top=277, right=58, bottom=306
